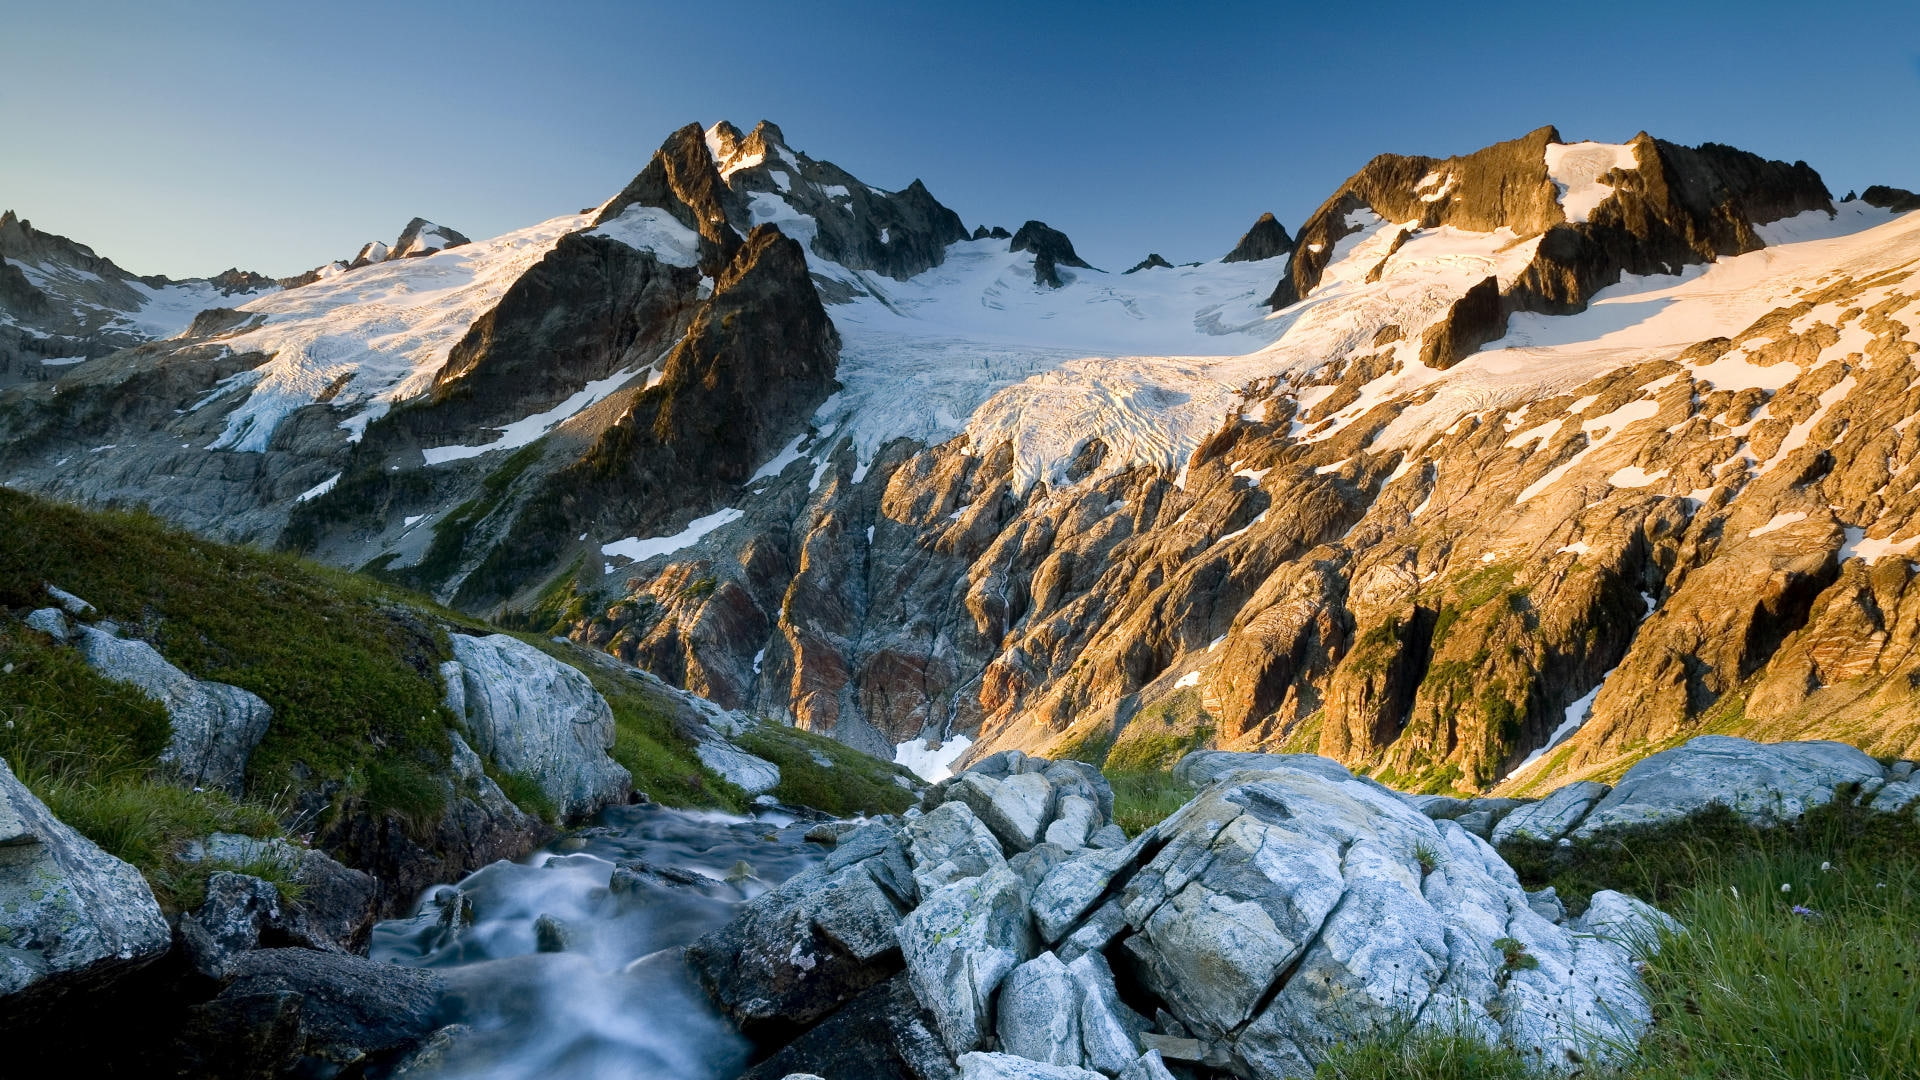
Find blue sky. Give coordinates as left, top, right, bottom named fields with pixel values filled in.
left=4, top=0, right=1917, bottom=278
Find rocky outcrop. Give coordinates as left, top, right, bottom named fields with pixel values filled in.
left=1861, top=185, right=1920, bottom=213
left=1222, top=212, right=1293, bottom=263
left=443, top=633, right=630, bottom=819
left=1010, top=221, right=1093, bottom=288
left=0, top=757, right=172, bottom=1008
left=690, top=751, right=1668, bottom=1080
left=597, top=121, right=747, bottom=274
left=1122, top=254, right=1173, bottom=274
left=1569, top=736, right=1884, bottom=836
left=73, top=623, right=272, bottom=794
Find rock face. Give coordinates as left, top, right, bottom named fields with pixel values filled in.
left=443, top=633, right=630, bottom=819
left=1009, top=221, right=1093, bottom=288
left=73, top=624, right=272, bottom=794
left=1122, top=254, right=1173, bottom=274
left=0, top=756, right=171, bottom=1006
left=1221, top=212, right=1293, bottom=263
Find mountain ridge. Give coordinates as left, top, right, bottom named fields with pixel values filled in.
left=3, top=119, right=1917, bottom=795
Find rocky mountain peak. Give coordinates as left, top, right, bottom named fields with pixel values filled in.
left=1009, top=220, right=1093, bottom=289
left=1222, top=211, right=1293, bottom=263
left=597, top=121, right=748, bottom=274
left=1124, top=253, right=1174, bottom=273
left=391, top=217, right=471, bottom=259
left=1862, top=184, right=1920, bottom=212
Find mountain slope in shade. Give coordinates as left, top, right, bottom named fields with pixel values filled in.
left=3, top=121, right=1917, bottom=793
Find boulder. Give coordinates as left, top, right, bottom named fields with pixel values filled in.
left=695, top=735, right=782, bottom=795
left=1066, top=951, right=1142, bottom=1074
left=174, top=948, right=443, bottom=1078
left=903, top=801, right=1008, bottom=895
left=1491, top=782, right=1610, bottom=846
left=44, top=584, right=95, bottom=617
left=185, top=833, right=379, bottom=953
left=1117, top=1050, right=1178, bottom=1080
left=996, top=952, right=1082, bottom=1068
left=687, top=821, right=912, bottom=1035
left=947, top=772, right=1055, bottom=853
left=444, top=633, right=631, bottom=819
left=74, top=625, right=272, bottom=794
left=1171, top=750, right=1356, bottom=788
left=898, top=863, right=1038, bottom=1055
left=1870, top=779, right=1920, bottom=814
left=1029, top=834, right=1152, bottom=944
left=1043, top=795, right=1098, bottom=850
left=176, top=872, right=338, bottom=981
left=1572, top=737, right=1886, bottom=837
left=1112, top=759, right=1659, bottom=1077
left=0, top=756, right=170, bottom=1005
left=741, top=973, right=956, bottom=1080
left=1569, top=890, right=1683, bottom=958
left=24, top=607, right=70, bottom=641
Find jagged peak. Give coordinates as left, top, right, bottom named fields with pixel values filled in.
left=392, top=217, right=471, bottom=259
left=597, top=121, right=746, bottom=274
left=1222, top=211, right=1293, bottom=263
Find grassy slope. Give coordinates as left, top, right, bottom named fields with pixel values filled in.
left=0, top=489, right=912, bottom=909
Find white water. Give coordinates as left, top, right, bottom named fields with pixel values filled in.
left=370, top=803, right=823, bottom=1079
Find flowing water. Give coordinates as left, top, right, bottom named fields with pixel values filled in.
left=370, top=803, right=823, bottom=1079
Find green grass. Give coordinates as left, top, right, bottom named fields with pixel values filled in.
left=0, top=621, right=287, bottom=909
left=737, top=723, right=919, bottom=817
left=1105, top=769, right=1194, bottom=836
left=0, top=488, right=455, bottom=827
left=1321, top=799, right=1920, bottom=1079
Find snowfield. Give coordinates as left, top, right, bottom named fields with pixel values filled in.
left=204, top=212, right=589, bottom=451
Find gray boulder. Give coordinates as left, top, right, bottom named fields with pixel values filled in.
left=903, top=801, right=1009, bottom=896
left=898, top=863, right=1038, bottom=1055
left=1491, top=782, right=1610, bottom=846
left=184, top=833, right=380, bottom=952
left=687, top=820, right=912, bottom=1035
left=45, top=584, right=95, bottom=617
left=695, top=735, right=782, bottom=795
left=1108, top=760, right=1658, bottom=1078
left=1067, top=951, right=1142, bottom=1074
left=1870, top=779, right=1920, bottom=814
left=1116, top=1050, right=1178, bottom=1080
left=177, top=871, right=338, bottom=981
left=24, top=607, right=71, bottom=641
left=1572, top=737, right=1886, bottom=837
left=0, top=756, right=171, bottom=1004
left=445, top=633, right=631, bottom=819
left=1570, top=889, right=1683, bottom=957
left=996, top=952, right=1082, bottom=1067
left=949, top=772, right=1055, bottom=853
left=1043, top=795, right=1098, bottom=850
left=75, top=625, right=272, bottom=794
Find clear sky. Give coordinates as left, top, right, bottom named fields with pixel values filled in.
left=5, top=0, right=1917, bottom=279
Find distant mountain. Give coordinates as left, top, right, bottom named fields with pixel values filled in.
left=4, top=120, right=1917, bottom=793
left=0, top=209, right=275, bottom=387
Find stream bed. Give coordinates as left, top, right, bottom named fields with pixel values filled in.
left=370, top=803, right=823, bottom=1080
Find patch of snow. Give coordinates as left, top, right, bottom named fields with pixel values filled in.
left=588, top=205, right=702, bottom=268
left=1839, top=525, right=1920, bottom=563
left=1173, top=671, right=1201, bottom=689
left=1507, top=668, right=1617, bottom=780
left=39, top=355, right=88, bottom=366
left=422, top=365, right=638, bottom=464
left=403, top=514, right=424, bottom=527
left=894, top=733, right=972, bottom=782
left=751, top=433, right=808, bottom=483
left=1748, top=511, right=1807, bottom=538
left=1608, top=465, right=1668, bottom=488
left=296, top=473, right=340, bottom=503
left=1544, top=141, right=1640, bottom=224
left=207, top=212, right=589, bottom=452
left=1558, top=541, right=1591, bottom=556
left=601, top=506, right=744, bottom=565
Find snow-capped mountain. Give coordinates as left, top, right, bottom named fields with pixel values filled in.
left=0, top=210, right=276, bottom=386
left=4, top=120, right=1918, bottom=795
